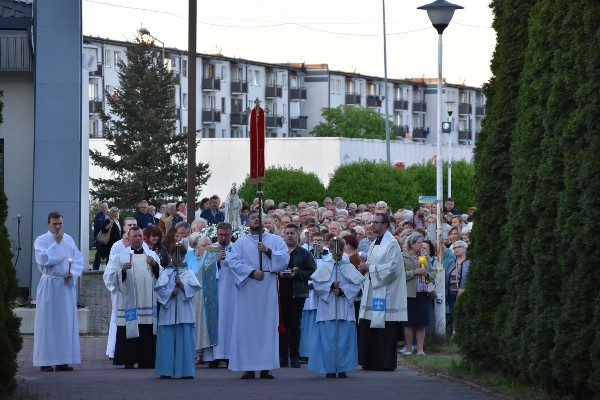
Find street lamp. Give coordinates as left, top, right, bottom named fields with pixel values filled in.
left=418, top=0, right=463, bottom=338
left=139, top=27, right=165, bottom=62
left=444, top=100, right=456, bottom=197
left=382, top=0, right=391, bottom=164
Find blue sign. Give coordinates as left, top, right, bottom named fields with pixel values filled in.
left=372, top=298, right=386, bottom=312
left=418, top=195, right=437, bottom=204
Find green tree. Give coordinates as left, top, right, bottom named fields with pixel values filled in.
left=237, top=166, right=326, bottom=207
left=454, top=0, right=535, bottom=373
left=89, top=29, right=210, bottom=210
left=311, top=105, right=397, bottom=140
left=0, top=194, right=22, bottom=396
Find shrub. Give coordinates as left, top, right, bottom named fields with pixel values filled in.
left=237, top=166, right=327, bottom=207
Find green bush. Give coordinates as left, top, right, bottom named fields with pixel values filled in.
left=326, top=160, right=474, bottom=212
left=237, top=166, right=327, bottom=206
left=0, top=191, right=22, bottom=398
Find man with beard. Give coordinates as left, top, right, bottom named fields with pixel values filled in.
left=228, top=210, right=289, bottom=379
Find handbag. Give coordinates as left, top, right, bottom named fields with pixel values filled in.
left=96, top=221, right=112, bottom=245
left=427, top=280, right=437, bottom=299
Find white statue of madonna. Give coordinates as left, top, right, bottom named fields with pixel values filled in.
left=224, top=183, right=241, bottom=231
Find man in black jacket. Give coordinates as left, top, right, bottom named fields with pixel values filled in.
left=279, top=223, right=316, bottom=368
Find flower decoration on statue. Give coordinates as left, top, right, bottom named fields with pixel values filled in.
left=200, top=223, right=249, bottom=244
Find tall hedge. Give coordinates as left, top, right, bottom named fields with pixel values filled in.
left=454, top=0, right=534, bottom=373
left=237, top=166, right=327, bottom=207
left=0, top=190, right=21, bottom=397
left=456, top=0, right=600, bottom=397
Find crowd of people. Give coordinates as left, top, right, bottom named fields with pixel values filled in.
left=34, top=193, right=474, bottom=379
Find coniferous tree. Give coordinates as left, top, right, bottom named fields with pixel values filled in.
left=454, top=0, right=534, bottom=370
left=0, top=193, right=22, bottom=395
left=552, top=3, right=600, bottom=396
left=525, top=0, right=579, bottom=387
left=90, top=30, right=210, bottom=210
left=498, top=0, right=555, bottom=379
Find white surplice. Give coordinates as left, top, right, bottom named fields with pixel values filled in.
left=359, top=230, right=407, bottom=327
left=228, top=232, right=289, bottom=372
left=104, top=240, right=151, bottom=357
left=33, top=231, right=83, bottom=367
left=204, top=243, right=238, bottom=361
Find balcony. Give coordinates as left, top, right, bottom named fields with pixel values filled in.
left=412, top=127, right=428, bottom=140
left=230, top=112, right=249, bottom=127
left=266, top=115, right=284, bottom=128
left=89, top=68, right=103, bottom=77
left=202, top=108, right=221, bottom=124
left=476, top=106, right=485, bottom=116
left=412, top=101, right=427, bottom=113
left=265, top=85, right=283, bottom=98
left=459, top=103, right=472, bottom=115
left=366, top=95, right=383, bottom=108
left=290, top=88, right=307, bottom=101
left=394, top=99, right=409, bottom=111
left=202, top=77, right=221, bottom=91
left=88, top=99, right=103, bottom=114
left=459, top=129, right=473, bottom=143
left=290, top=116, right=308, bottom=131
left=345, top=93, right=361, bottom=105
left=230, top=80, right=248, bottom=94
left=394, top=125, right=409, bottom=138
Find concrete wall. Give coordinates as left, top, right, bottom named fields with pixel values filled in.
left=0, top=72, right=35, bottom=289
left=31, top=0, right=82, bottom=297
left=89, top=137, right=473, bottom=206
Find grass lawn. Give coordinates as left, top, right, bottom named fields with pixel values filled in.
left=399, top=336, right=573, bottom=400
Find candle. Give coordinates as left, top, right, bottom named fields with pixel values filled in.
left=418, top=255, right=427, bottom=283
left=129, top=250, right=134, bottom=264
left=333, top=236, right=338, bottom=261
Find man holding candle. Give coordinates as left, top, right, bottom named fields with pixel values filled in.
left=357, top=212, right=407, bottom=371
left=106, top=226, right=161, bottom=369
left=33, top=211, right=84, bottom=372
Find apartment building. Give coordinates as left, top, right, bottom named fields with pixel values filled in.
left=85, top=36, right=484, bottom=144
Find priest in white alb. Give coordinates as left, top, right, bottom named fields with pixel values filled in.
left=33, top=211, right=83, bottom=372
left=106, top=226, right=161, bottom=369
left=228, top=210, right=289, bottom=379
left=358, top=212, right=407, bottom=371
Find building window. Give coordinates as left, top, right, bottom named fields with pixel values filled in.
left=221, top=97, right=226, bottom=114
left=88, top=83, right=98, bottom=100
left=182, top=93, right=188, bottom=109
left=182, top=126, right=188, bottom=134
left=253, top=70, right=260, bottom=86
left=104, top=49, right=112, bottom=68
left=89, top=119, right=99, bottom=138
left=182, top=59, right=188, bottom=77
left=231, top=98, right=243, bottom=113
left=221, top=66, right=226, bottom=81
left=222, top=129, right=227, bottom=138
left=114, top=51, right=122, bottom=67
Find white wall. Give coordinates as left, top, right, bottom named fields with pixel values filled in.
left=90, top=137, right=473, bottom=204
left=0, top=72, right=35, bottom=289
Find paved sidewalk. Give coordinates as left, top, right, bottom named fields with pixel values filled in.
left=14, top=268, right=498, bottom=399
left=15, top=335, right=496, bottom=400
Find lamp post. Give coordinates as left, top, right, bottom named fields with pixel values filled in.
left=418, top=0, right=462, bottom=338
left=444, top=101, right=456, bottom=197
left=139, top=28, right=165, bottom=62
left=382, top=0, right=390, bottom=164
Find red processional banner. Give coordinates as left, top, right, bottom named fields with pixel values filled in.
left=249, top=102, right=265, bottom=183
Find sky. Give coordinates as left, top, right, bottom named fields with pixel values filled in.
left=82, top=0, right=496, bottom=87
